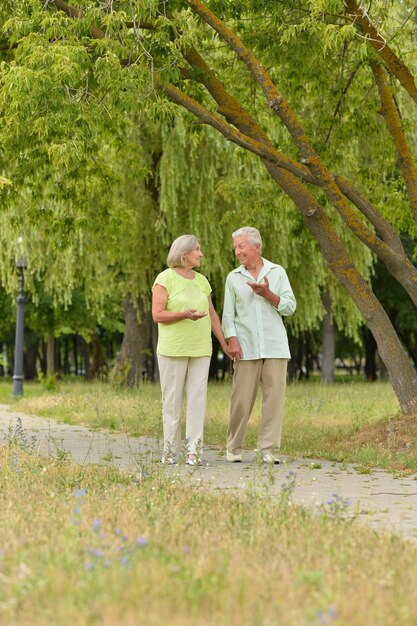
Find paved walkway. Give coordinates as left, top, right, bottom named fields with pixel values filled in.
left=2, top=404, right=417, bottom=541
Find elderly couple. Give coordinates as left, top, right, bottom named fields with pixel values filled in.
left=152, top=227, right=296, bottom=466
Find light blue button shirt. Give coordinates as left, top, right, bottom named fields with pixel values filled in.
left=222, top=258, right=296, bottom=360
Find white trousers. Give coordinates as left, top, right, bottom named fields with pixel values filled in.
left=157, top=354, right=211, bottom=458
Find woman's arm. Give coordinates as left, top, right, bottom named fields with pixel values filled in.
left=152, top=285, right=207, bottom=324
left=208, top=296, right=229, bottom=354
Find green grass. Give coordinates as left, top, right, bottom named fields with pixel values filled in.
left=0, top=377, right=411, bottom=470
left=1, top=443, right=417, bottom=626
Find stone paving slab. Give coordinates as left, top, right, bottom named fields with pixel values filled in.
left=1, top=405, right=417, bottom=542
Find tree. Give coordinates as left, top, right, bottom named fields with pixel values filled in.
left=1, top=1, right=417, bottom=412
left=154, top=0, right=417, bottom=413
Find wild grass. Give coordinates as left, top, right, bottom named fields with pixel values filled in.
left=1, top=439, right=417, bottom=626
left=0, top=378, right=412, bottom=470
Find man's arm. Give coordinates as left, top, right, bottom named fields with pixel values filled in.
left=276, top=268, right=296, bottom=316
left=222, top=276, right=243, bottom=360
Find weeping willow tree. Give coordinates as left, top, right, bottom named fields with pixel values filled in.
left=14, top=0, right=415, bottom=412
left=1, top=1, right=417, bottom=408
left=0, top=37, right=145, bottom=373
left=113, top=108, right=374, bottom=384
left=0, top=4, right=370, bottom=385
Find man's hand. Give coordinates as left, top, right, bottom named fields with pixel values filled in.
left=247, top=275, right=271, bottom=297
left=227, top=336, right=243, bottom=360
left=247, top=276, right=280, bottom=307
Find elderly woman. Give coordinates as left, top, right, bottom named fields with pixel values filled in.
left=152, top=234, right=228, bottom=466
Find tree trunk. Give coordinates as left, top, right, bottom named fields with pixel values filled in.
left=0, top=343, right=7, bottom=376
left=321, top=290, right=335, bottom=383
left=111, top=294, right=152, bottom=387
left=151, top=322, right=159, bottom=383
left=265, top=161, right=417, bottom=414
left=46, top=333, right=55, bottom=374
left=38, top=342, right=47, bottom=376
left=378, top=352, right=389, bottom=381
left=72, top=334, right=79, bottom=375
left=165, top=29, right=417, bottom=413
left=63, top=337, right=70, bottom=375
left=24, top=331, right=38, bottom=380
left=363, top=329, right=377, bottom=381
left=79, top=336, right=91, bottom=380
left=56, top=338, right=62, bottom=375
left=90, top=333, right=101, bottom=378
left=305, top=334, right=313, bottom=378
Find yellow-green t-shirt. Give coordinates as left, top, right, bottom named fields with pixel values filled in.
left=152, top=268, right=212, bottom=357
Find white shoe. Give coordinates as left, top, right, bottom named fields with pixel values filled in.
left=186, top=455, right=202, bottom=466
left=261, top=453, right=280, bottom=465
left=226, top=450, right=242, bottom=462
left=161, top=456, right=176, bottom=465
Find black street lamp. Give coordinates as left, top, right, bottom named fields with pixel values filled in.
left=12, top=252, right=28, bottom=398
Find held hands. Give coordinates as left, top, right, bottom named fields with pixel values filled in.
left=220, top=342, right=233, bottom=359
left=227, top=336, right=243, bottom=361
left=184, top=309, right=208, bottom=321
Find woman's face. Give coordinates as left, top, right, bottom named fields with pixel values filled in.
left=183, top=243, right=203, bottom=268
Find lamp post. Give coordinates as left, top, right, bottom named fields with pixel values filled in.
left=12, top=252, right=28, bottom=398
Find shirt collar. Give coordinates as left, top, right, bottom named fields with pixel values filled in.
left=232, top=257, right=278, bottom=280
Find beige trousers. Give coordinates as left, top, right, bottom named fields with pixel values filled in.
left=227, top=358, right=288, bottom=455
left=157, top=354, right=211, bottom=458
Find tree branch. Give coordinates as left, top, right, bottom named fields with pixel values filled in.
left=184, top=0, right=417, bottom=307
left=49, top=0, right=106, bottom=39
left=370, top=59, right=417, bottom=224
left=322, top=64, right=360, bottom=147
left=183, top=45, right=407, bottom=255
left=46, top=0, right=417, bottom=303
left=161, top=76, right=411, bottom=269
left=186, top=1, right=394, bottom=265
left=345, top=0, right=417, bottom=104
left=183, top=47, right=267, bottom=143
left=334, top=175, right=404, bottom=251
left=125, top=21, right=155, bottom=30
left=156, top=77, right=308, bottom=178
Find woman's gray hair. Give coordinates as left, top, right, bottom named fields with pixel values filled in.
left=167, top=234, right=199, bottom=267
left=232, top=227, right=262, bottom=253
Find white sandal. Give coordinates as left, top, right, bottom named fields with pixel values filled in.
left=161, top=456, right=176, bottom=465
left=186, top=455, right=202, bottom=466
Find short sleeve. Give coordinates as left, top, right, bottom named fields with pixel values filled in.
left=197, top=273, right=212, bottom=296
left=152, top=269, right=171, bottom=293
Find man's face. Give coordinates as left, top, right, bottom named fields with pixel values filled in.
left=233, top=236, right=260, bottom=267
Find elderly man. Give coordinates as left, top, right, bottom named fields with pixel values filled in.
left=222, top=227, right=296, bottom=463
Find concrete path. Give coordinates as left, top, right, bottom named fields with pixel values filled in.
left=2, top=404, right=417, bottom=542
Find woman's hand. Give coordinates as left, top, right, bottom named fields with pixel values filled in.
left=184, top=309, right=208, bottom=321
left=220, top=343, right=232, bottom=359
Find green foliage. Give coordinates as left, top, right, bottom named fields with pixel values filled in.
left=38, top=371, right=60, bottom=392
left=0, top=0, right=416, bottom=343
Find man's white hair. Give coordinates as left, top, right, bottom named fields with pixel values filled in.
left=232, top=227, right=262, bottom=253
